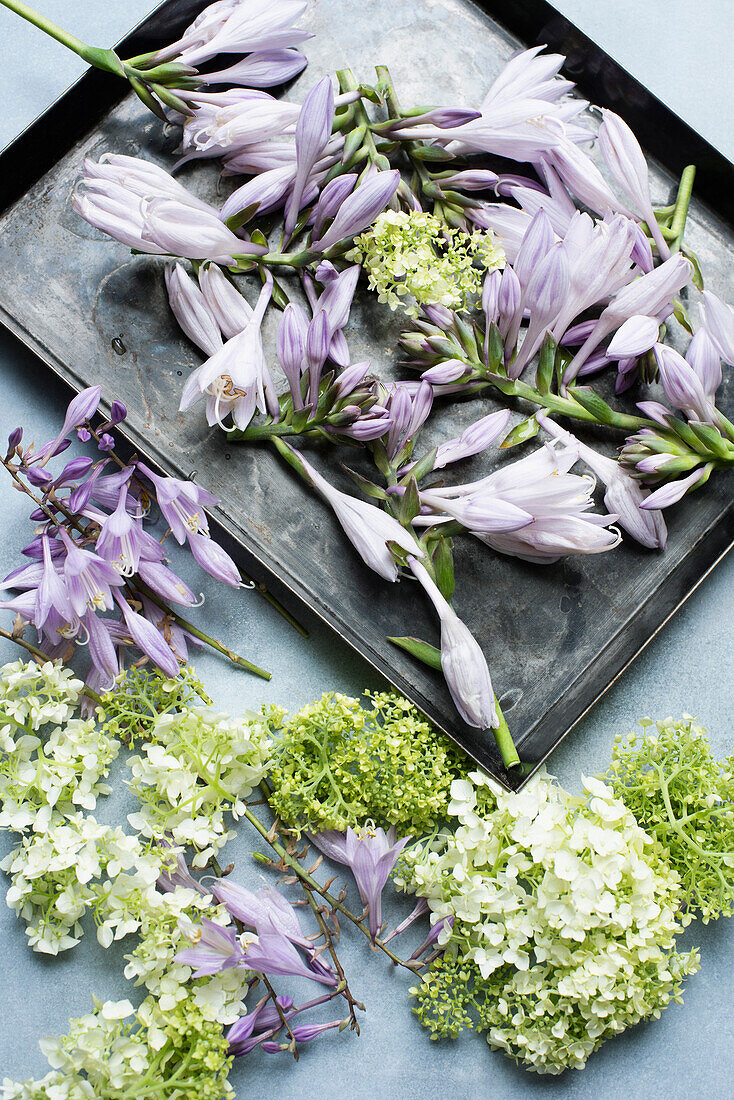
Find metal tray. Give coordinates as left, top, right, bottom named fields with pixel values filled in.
left=0, top=0, right=731, bottom=789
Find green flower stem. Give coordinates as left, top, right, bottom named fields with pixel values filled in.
left=0, top=0, right=124, bottom=74
left=669, top=165, right=696, bottom=253
left=133, top=580, right=271, bottom=681
left=258, top=249, right=315, bottom=270
left=463, top=372, right=652, bottom=432
left=492, top=697, right=520, bottom=769
left=244, top=805, right=418, bottom=969
left=337, top=68, right=390, bottom=171
left=0, top=624, right=104, bottom=703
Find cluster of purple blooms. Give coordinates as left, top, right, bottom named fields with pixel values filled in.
left=68, top=0, right=733, bottom=754
left=0, top=386, right=248, bottom=692
left=165, top=827, right=449, bottom=1057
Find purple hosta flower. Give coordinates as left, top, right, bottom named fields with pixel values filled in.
left=36, top=534, right=73, bottom=631
left=653, top=343, right=716, bottom=423
left=137, top=560, right=198, bottom=606
left=685, top=327, right=722, bottom=401
left=114, top=594, right=181, bottom=678
left=98, top=434, right=115, bottom=452
left=285, top=76, right=335, bottom=237
left=84, top=611, right=120, bottom=687
left=303, top=310, right=331, bottom=407
left=136, top=462, right=217, bottom=544
left=58, top=529, right=123, bottom=615
left=428, top=409, right=512, bottom=472
left=179, top=90, right=300, bottom=163
left=417, top=439, right=620, bottom=564
left=164, top=0, right=310, bottom=68
left=199, top=48, right=307, bottom=88
left=310, top=826, right=410, bottom=942
left=563, top=253, right=692, bottom=384
left=211, top=880, right=313, bottom=950
left=165, top=263, right=223, bottom=357
left=421, top=360, right=471, bottom=384
left=304, top=261, right=361, bottom=367
left=310, top=175, right=357, bottom=242
left=482, top=268, right=502, bottom=326
left=640, top=465, right=710, bottom=510
left=549, top=213, right=637, bottom=343
left=175, top=917, right=244, bottom=978
left=470, top=203, right=539, bottom=264
left=502, top=208, right=555, bottom=357
left=292, top=447, right=424, bottom=581
left=139, top=594, right=200, bottom=664
left=95, top=484, right=153, bottom=575
left=242, top=922, right=337, bottom=986
left=607, top=314, right=660, bottom=359
left=311, top=170, right=401, bottom=252
left=700, top=289, right=734, bottom=365
left=410, top=558, right=498, bottom=729
left=142, top=198, right=263, bottom=265
left=262, top=1019, right=345, bottom=1052
left=198, top=262, right=255, bottom=339
left=276, top=302, right=309, bottom=408
left=598, top=109, right=670, bottom=259
left=186, top=529, right=242, bottom=588
left=157, top=840, right=210, bottom=897
left=383, top=381, right=433, bottom=461
left=544, top=134, right=631, bottom=219
left=439, top=169, right=499, bottom=192
left=227, top=996, right=296, bottom=1056
left=401, top=47, right=585, bottom=162
left=221, top=164, right=297, bottom=222
left=30, top=386, right=102, bottom=467
left=510, top=241, right=570, bottom=377
left=539, top=416, right=666, bottom=550
left=74, top=155, right=225, bottom=254
left=409, top=915, right=454, bottom=960
left=180, top=273, right=278, bottom=429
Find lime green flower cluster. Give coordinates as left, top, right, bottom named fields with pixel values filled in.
left=99, top=666, right=211, bottom=747
left=3, top=994, right=233, bottom=1100
left=268, top=691, right=465, bottom=834
left=401, top=768, right=699, bottom=1074
left=346, top=209, right=505, bottom=316
left=604, top=715, right=734, bottom=922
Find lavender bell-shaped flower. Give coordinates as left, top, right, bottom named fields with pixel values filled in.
left=32, top=386, right=102, bottom=466
left=598, top=109, right=670, bottom=259
left=284, top=75, right=335, bottom=237
left=165, top=263, right=223, bottom=358
left=410, top=558, right=498, bottom=730
left=115, top=594, right=181, bottom=678
left=199, top=48, right=308, bottom=88
left=58, top=529, right=123, bottom=615
left=227, top=996, right=296, bottom=1056
left=640, top=466, right=710, bottom=510
left=510, top=241, right=569, bottom=377
left=175, top=918, right=244, bottom=978
left=277, top=302, right=309, bottom=408
left=167, top=0, right=311, bottom=68
left=198, top=262, right=254, bottom=338
left=136, top=462, right=217, bottom=543
left=653, top=342, right=716, bottom=423
left=311, top=170, right=401, bottom=252
left=187, top=529, right=243, bottom=587
left=538, top=415, right=666, bottom=550
left=563, top=253, right=692, bottom=384
left=311, top=175, right=358, bottom=242
left=607, top=314, right=660, bottom=360
left=290, top=446, right=424, bottom=581
left=310, top=826, right=410, bottom=942
left=701, top=289, right=734, bottom=365
left=417, top=440, right=621, bottom=563
left=429, top=409, right=511, bottom=471
left=179, top=273, right=278, bottom=429
left=685, top=327, right=722, bottom=401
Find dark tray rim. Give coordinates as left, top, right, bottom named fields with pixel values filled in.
left=0, top=0, right=732, bottom=791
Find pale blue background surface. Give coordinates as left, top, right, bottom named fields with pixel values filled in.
left=0, top=2, right=733, bottom=1096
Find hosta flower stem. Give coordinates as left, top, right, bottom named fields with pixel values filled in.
left=669, top=165, right=696, bottom=252
left=0, top=0, right=124, bottom=74
left=134, top=580, right=271, bottom=680
left=243, top=805, right=418, bottom=970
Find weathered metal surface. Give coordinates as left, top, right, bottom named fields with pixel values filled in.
left=0, top=0, right=731, bottom=787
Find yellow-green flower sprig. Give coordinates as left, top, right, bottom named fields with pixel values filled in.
left=347, top=210, right=505, bottom=317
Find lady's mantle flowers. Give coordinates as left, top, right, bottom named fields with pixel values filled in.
left=347, top=209, right=505, bottom=316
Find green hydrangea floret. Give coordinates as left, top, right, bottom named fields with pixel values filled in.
left=346, top=209, right=505, bottom=316
left=603, top=714, right=734, bottom=922
left=400, top=768, right=699, bottom=1074
left=268, top=690, right=466, bottom=834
